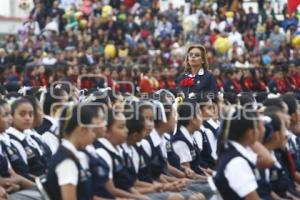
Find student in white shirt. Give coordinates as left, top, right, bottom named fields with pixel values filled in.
left=94, top=109, right=149, bottom=200
left=0, top=99, right=40, bottom=200
left=43, top=104, right=101, bottom=200
left=213, top=106, right=261, bottom=200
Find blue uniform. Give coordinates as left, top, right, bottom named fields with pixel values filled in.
left=164, top=134, right=182, bottom=171
left=177, top=69, right=217, bottom=100
left=81, top=147, right=113, bottom=199
left=93, top=139, right=135, bottom=191
left=132, top=144, right=153, bottom=183
left=141, top=135, right=168, bottom=180
left=0, top=135, right=29, bottom=178
left=8, top=133, right=47, bottom=178
left=270, top=149, right=300, bottom=198
left=172, top=127, right=207, bottom=174
left=213, top=142, right=259, bottom=200
left=44, top=146, right=92, bottom=200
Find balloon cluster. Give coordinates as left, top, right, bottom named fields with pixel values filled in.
left=63, top=8, right=88, bottom=30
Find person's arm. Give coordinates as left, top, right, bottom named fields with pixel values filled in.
left=244, top=191, right=261, bottom=200
left=60, top=184, right=77, bottom=200
left=105, top=180, right=148, bottom=200
left=168, top=163, right=186, bottom=179
left=9, top=169, right=35, bottom=189
left=250, top=141, right=274, bottom=169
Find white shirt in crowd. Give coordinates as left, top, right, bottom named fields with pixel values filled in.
left=55, top=139, right=87, bottom=186
left=5, top=127, right=44, bottom=164
left=140, top=128, right=167, bottom=159
left=224, top=141, right=258, bottom=198
left=173, top=126, right=195, bottom=164
left=95, top=138, right=121, bottom=179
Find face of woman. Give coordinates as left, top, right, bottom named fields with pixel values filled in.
left=13, top=103, right=34, bottom=131
left=165, top=107, right=176, bottom=133
left=187, top=48, right=203, bottom=68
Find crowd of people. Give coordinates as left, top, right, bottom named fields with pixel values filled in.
left=0, top=0, right=299, bottom=200
left=0, top=0, right=299, bottom=98
left=0, top=83, right=299, bottom=200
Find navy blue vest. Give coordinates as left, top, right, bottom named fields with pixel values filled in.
left=144, top=136, right=168, bottom=180
left=270, top=150, right=295, bottom=198
left=199, top=127, right=216, bottom=169
left=164, top=134, right=182, bottom=171
left=119, top=145, right=138, bottom=183
left=256, top=169, right=272, bottom=200
left=0, top=151, right=10, bottom=177
left=30, top=134, right=52, bottom=167
left=0, top=140, right=29, bottom=178
left=172, top=129, right=206, bottom=174
left=80, top=149, right=113, bottom=199
left=287, top=137, right=300, bottom=172
left=132, top=144, right=153, bottom=183
left=93, top=140, right=135, bottom=191
left=8, top=134, right=47, bottom=178
left=44, top=146, right=92, bottom=200
left=213, top=144, right=259, bottom=200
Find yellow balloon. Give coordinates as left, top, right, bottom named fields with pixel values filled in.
left=226, top=11, right=234, bottom=18
left=214, top=37, right=232, bottom=54
left=102, top=5, right=112, bottom=18
left=79, top=19, right=88, bottom=29
left=104, top=44, right=117, bottom=58
left=292, top=35, right=300, bottom=48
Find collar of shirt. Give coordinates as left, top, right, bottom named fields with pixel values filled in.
left=44, top=115, right=59, bottom=134
left=229, top=140, right=257, bottom=165
left=98, top=138, right=120, bottom=156
left=61, top=139, right=79, bottom=158
left=150, top=128, right=163, bottom=148
left=86, top=144, right=97, bottom=157
left=180, top=126, right=195, bottom=145
left=120, top=143, right=133, bottom=158
left=187, top=68, right=204, bottom=77
left=24, top=129, right=41, bottom=138
left=207, top=119, right=220, bottom=129
left=6, top=127, right=26, bottom=141
left=0, top=133, right=12, bottom=146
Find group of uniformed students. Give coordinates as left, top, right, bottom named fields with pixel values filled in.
left=0, top=84, right=299, bottom=200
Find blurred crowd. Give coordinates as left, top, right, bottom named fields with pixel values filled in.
left=0, top=0, right=299, bottom=97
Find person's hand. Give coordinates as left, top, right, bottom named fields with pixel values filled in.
left=151, top=183, right=164, bottom=192
left=184, top=168, right=196, bottom=179
left=4, top=182, right=20, bottom=193
left=0, top=186, right=8, bottom=200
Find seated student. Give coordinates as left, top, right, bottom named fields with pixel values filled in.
left=81, top=92, right=115, bottom=199
left=0, top=99, right=41, bottom=200
left=34, top=88, right=69, bottom=154
left=193, top=95, right=219, bottom=169
left=213, top=106, right=261, bottom=200
left=281, top=94, right=300, bottom=182
left=5, top=98, right=49, bottom=180
left=257, top=113, right=289, bottom=200
left=93, top=109, right=150, bottom=200
left=23, top=96, right=52, bottom=166
left=121, top=101, right=185, bottom=200
left=173, top=99, right=209, bottom=175
left=44, top=104, right=100, bottom=200
left=264, top=105, right=300, bottom=198
left=139, top=95, right=207, bottom=199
